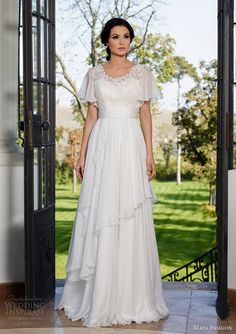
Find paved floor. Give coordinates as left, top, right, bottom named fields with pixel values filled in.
left=0, top=282, right=235, bottom=334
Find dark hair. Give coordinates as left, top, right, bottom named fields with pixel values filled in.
left=100, top=18, right=135, bottom=61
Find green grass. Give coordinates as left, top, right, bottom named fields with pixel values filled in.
left=56, top=180, right=216, bottom=279
left=55, top=183, right=82, bottom=278
left=152, top=181, right=216, bottom=278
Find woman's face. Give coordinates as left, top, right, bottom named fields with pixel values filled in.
left=107, top=25, right=131, bottom=58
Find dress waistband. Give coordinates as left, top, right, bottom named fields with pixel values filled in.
left=98, top=110, right=138, bottom=119
left=98, top=114, right=137, bottom=119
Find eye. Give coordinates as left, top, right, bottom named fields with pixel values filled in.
left=124, top=35, right=130, bottom=39
left=112, top=36, right=118, bottom=39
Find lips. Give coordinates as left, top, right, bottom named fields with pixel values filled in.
left=118, top=47, right=126, bottom=50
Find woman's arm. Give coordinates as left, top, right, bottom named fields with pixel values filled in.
left=139, top=101, right=153, bottom=157
left=79, top=103, right=98, bottom=159
left=76, top=103, right=98, bottom=181
left=139, top=101, right=156, bottom=181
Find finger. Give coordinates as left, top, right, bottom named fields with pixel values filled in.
left=148, top=169, right=152, bottom=180
left=150, top=170, right=155, bottom=181
left=76, top=168, right=82, bottom=181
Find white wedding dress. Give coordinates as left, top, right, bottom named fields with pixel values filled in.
left=55, top=62, right=170, bottom=327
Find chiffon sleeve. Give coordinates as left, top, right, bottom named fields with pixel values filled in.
left=78, top=68, right=98, bottom=107
left=138, top=65, right=163, bottom=107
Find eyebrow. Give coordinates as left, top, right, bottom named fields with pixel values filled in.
left=111, top=33, right=130, bottom=37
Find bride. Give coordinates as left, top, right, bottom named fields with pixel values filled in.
left=55, top=17, right=170, bottom=327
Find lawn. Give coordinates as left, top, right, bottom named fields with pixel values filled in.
left=55, top=180, right=216, bottom=279
left=151, top=181, right=216, bottom=278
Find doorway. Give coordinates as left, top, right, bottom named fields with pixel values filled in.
left=18, top=0, right=233, bottom=319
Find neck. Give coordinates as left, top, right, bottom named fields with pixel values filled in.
left=108, top=55, right=129, bottom=66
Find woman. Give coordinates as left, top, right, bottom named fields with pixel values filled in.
left=55, top=17, right=170, bottom=327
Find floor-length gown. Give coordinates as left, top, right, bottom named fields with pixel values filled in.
left=55, top=62, right=170, bottom=327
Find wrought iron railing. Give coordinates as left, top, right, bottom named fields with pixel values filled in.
left=162, top=247, right=217, bottom=282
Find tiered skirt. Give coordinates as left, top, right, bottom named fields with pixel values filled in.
left=55, top=116, right=170, bottom=327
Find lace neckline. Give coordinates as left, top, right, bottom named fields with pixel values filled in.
left=100, top=63, right=137, bottom=81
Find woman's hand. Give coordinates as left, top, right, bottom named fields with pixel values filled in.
left=146, top=155, right=156, bottom=181
left=76, top=156, right=85, bottom=181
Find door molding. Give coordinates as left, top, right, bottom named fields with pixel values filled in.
left=216, top=0, right=233, bottom=319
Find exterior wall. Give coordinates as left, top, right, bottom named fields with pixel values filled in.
left=0, top=0, right=235, bottom=290
left=228, top=169, right=236, bottom=289
left=0, top=0, right=24, bottom=283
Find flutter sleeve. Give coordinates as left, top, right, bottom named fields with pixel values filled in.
left=138, top=65, right=163, bottom=107
left=78, top=68, right=98, bottom=107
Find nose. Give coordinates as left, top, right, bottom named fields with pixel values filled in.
left=119, top=37, right=125, bottom=45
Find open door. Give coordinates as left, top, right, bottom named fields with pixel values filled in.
left=216, top=0, right=233, bottom=319
left=19, top=0, right=56, bottom=308
left=17, top=0, right=232, bottom=315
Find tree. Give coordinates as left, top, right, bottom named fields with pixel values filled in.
left=55, top=126, right=65, bottom=142
left=172, top=59, right=217, bottom=203
left=157, top=123, right=176, bottom=169
left=65, top=129, right=83, bottom=192
left=56, top=54, right=87, bottom=122
left=171, top=56, right=199, bottom=185
left=131, top=32, right=176, bottom=98
left=70, top=0, right=164, bottom=67
left=56, top=0, right=176, bottom=117
left=160, top=138, right=174, bottom=169
left=56, top=0, right=178, bottom=188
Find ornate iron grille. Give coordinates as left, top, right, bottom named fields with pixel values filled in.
left=162, top=247, right=217, bottom=282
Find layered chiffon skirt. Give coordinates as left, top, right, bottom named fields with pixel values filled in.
left=55, top=116, right=170, bottom=327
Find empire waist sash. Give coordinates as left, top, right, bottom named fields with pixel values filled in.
left=98, top=107, right=138, bottom=119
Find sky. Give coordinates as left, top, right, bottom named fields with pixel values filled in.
left=158, top=0, right=217, bottom=110
left=56, top=0, right=217, bottom=111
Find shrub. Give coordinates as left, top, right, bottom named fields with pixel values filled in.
left=155, top=159, right=194, bottom=181
left=56, top=160, right=73, bottom=184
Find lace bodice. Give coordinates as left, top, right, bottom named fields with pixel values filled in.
left=78, top=63, right=162, bottom=118
left=91, top=63, right=143, bottom=83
